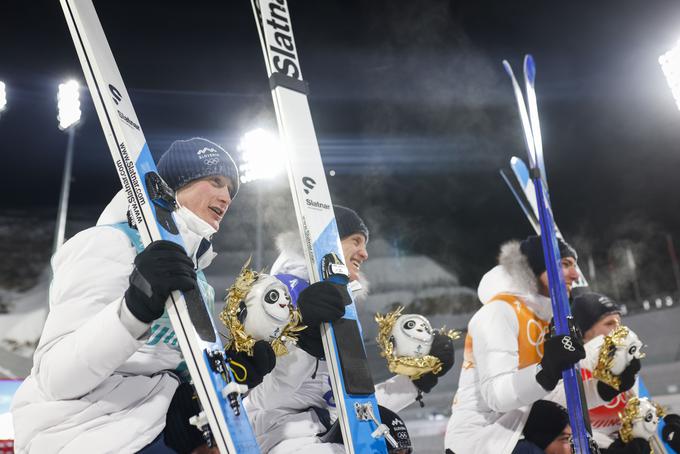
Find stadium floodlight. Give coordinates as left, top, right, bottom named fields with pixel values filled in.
left=0, top=81, right=6, bottom=113
left=57, top=79, right=81, bottom=130
left=237, top=128, right=285, bottom=268
left=659, top=39, right=680, bottom=112
left=238, top=128, right=285, bottom=184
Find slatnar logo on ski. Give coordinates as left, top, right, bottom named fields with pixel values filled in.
left=302, top=176, right=316, bottom=194
left=301, top=176, right=330, bottom=209
left=264, top=0, right=301, bottom=80
left=109, top=84, right=122, bottom=104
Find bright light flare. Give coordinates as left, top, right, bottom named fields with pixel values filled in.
left=238, top=128, right=285, bottom=184
left=57, top=79, right=81, bottom=130
left=0, top=81, right=6, bottom=112
left=659, top=39, right=680, bottom=112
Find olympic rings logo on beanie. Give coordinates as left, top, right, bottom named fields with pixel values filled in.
left=157, top=137, right=240, bottom=198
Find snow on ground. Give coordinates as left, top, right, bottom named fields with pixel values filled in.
left=0, top=271, right=49, bottom=378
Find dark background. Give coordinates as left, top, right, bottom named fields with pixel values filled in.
left=2, top=0, right=680, bottom=302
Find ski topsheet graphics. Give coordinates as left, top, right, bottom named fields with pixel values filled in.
left=59, top=1, right=259, bottom=452
left=503, top=55, right=598, bottom=454
left=250, top=1, right=390, bottom=452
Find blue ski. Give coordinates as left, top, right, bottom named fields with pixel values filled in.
left=59, top=1, right=259, bottom=452
left=505, top=157, right=669, bottom=453
left=250, top=1, right=391, bottom=452
left=503, top=54, right=597, bottom=454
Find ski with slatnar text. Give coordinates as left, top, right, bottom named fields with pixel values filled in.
left=59, top=1, right=260, bottom=452
left=503, top=54, right=599, bottom=454
left=250, top=1, right=393, bottom=452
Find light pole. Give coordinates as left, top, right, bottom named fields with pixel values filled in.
left=0, top=81, right=7, bottom=116
left=237, top=128, right=285, bottom=269
left=53, top=80, right=82, bottom=254
left=660, top=39, right=680, bottom=111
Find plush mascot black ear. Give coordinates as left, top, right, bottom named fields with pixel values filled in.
left=237, top=300, right=248, bottom=325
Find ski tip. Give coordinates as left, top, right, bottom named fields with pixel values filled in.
left=524, top=55, right=536, bottom=83
left=502, top=60, right=513, bottom=77
left=510, top=156, right=520, bottom=165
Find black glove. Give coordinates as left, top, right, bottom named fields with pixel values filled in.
left=662, top=413, right=680, bottom=451
left=226, top=340, right=276, bottom=389
left=125, top=240, right=197, bottom=323
left=603, top=437, right=651, bottom=454
left=535, top=334, right=586, bottom=391
left=412, top=331, right=455, bottom=393
left=296, top=281, right=348, bottom=358
left=597, top=358, right=641, bottom=402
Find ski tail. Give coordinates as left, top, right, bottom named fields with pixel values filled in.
left=500, top=168, right=540, bottom=233
left=59, top=1, right=259, bottom=452
left=503, top=55, right=597, bottom=454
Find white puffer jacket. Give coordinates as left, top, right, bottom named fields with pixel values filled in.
left=11, top=190, right=217, bottom=454
left=244, top=232, right=419, bottom=454
left=445, top=241, right=606, bottom=454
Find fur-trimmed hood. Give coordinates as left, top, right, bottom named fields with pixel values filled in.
left=270, top=231, right=309, bottom=279
left=477, top=240, right=552, bottom=320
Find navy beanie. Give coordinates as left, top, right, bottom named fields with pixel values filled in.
left=157, top=137, right=239, bottom=198
left=523, top=400, right=570, bottom=449
left=572, top=292, right=621, bottom=334
left=520, top=235, right=577, bottom=277
left=334, top=205, right=369, bottom=242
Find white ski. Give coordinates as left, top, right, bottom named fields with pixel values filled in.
left=59, top=1, right=259, bottom=452
left=250, top=1, right=391, bottom=453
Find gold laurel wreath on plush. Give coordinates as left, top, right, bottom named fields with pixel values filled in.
left=375, top=306, right=460, bottom=380
left=594, top=325, right=645, bottom=390
left=618, top=396, right=666, bottom=446
left=219, top=258, right=304, bottom=357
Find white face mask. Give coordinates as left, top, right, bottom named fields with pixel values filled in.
left=176, top=204, right=217, bottom=240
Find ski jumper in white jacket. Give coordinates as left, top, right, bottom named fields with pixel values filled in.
left=11, top=190, right=218, bottom=454
left=444, top=241, right=606, bottom=454
left=243, top=232, right=419, bottom=454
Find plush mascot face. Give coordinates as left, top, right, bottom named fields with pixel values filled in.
left=631, top=398, right=660, bottom=440
left=610, top=329, right=643, bottom=375
left=391, top=314, right=434, bottom=357
left=241, top=275, right=292, bottom=342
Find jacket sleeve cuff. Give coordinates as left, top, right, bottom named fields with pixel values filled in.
left=119, top=297, right=151, bottom=339
left=511, top=363, right=550, bottom=405
left=375, top=374, right=419, bottom=412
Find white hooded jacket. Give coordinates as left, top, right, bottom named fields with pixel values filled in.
left=444, top=241, right=606, bottom=454
left=243, top=232, right=419, bottom=454
left=11, top=190, right=217, bottom=454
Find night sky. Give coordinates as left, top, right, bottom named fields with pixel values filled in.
left=2, top=0, right=680, bottom=295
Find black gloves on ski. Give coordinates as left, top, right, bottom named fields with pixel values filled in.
left=602, top=437, right=651, bottom=454
left=412, top=331, right=455, bottom=393
left=596, top=358, right=641, bottom=402
left=125, top=240, right=197, bottom=323
left=295, top=281, right=349, bottom=358
left=226, top=340, right=276, bottom=389
left=536, top=334, right=586, bottom=391
left=662, top=413, right=680, bottom=451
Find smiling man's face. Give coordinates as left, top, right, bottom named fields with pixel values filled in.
left=341, top=233, right=368, bottom=282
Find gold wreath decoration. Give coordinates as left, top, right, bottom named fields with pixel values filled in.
left=594, top=325, right=629, bottom=390
left=219, top=258, right=304, bottom=357
left=375, top=306, right=460, bottom=380
left=619, top=396, right=666, bottom=448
